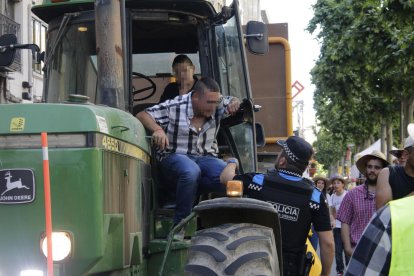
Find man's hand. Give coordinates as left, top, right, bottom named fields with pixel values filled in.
left=152, top=128, right=169, bottom=150
left=226, top=98, right=240, bottom=115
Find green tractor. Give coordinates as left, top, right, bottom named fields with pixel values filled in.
left=0, top=0, right=281, bottom=275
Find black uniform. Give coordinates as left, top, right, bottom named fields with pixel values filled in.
left=158, top=76, right=198, bottom=103
left=388, top=165, right=414, bottom=200
left=234, top=169, right=331, bottom=275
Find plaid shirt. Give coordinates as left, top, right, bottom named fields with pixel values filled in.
left=345, top=205, right=391, bottom=276
left=337, top=184, right=376, bottom=246
left=145, top=92, right=233, bottom=160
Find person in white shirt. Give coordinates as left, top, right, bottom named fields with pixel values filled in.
left=330, top=176, right=349, bottom=276
left=310, top=176, right=335, bottom=250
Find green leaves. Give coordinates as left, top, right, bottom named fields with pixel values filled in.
left=308, top=0, right=414, bottom=168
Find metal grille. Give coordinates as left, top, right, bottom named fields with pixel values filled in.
left=0, top=13, right=21, bottom=72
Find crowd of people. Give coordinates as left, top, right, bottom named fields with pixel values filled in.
left=308, top=135, right=414, bottom=276
left=136, top=54, right=414, bottom=275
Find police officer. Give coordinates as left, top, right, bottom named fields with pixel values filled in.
left=221, top=136, right=334, bottom=276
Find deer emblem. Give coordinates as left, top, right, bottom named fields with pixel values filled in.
left=1, top=171, right=29, bottom=196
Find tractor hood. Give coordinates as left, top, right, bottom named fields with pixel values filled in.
left=0, top=103, right=150, bottom=152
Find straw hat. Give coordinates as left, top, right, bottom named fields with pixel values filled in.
left=313, top=175, right=329, bottom=185
left=356, top=150, right=389, bottom=174
left=330, top=175, right=346, bottom=185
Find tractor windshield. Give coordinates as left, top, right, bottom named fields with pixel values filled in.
left=43, top=12, right=100, bottom=105
left=215, top=16, right=248, bottom=100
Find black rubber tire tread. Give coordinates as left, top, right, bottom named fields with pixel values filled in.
left=185, top=223, right=279, bottom=276
left=189, top=245, right=227, bottom=262
left=226, top=236, right=270, bottom=250
left=185, top=265, right=219, bottom=276
left=197, top=231, right=229, bottom=241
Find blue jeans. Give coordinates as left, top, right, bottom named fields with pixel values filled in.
left=334, top=227, right=349, bottom=273
left=160, top=154, right=226, bottom=224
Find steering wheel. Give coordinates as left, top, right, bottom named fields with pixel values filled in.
left=132, top=72, right=157, bottom=101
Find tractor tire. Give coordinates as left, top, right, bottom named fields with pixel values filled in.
left=185, top=223, right=279, bottom=276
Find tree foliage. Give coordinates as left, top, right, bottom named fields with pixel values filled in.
left=308, top=0, right=414, bottom=168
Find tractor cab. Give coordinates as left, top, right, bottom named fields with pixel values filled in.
left=33, top=0, right=267, bottom=174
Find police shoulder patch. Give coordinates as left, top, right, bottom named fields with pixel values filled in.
left=252, top=174, right=265, bottom=186
left=311, top=188, right=321, bottom=203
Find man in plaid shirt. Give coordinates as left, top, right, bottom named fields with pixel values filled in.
left=337, top=150, right=389, bottom=263
left=344, top=202, right=391, bottom=275
left=137, top=77, right=240, bottom=226
left=346, top=192, right=414, bottom=275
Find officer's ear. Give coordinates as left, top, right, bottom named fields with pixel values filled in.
left=278, top=156, right=287, bottom=167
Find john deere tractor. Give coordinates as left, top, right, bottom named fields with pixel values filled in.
left=0, top=0, right=281, bottom=275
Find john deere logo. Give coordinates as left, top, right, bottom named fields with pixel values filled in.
left=10, top=117, right=25, bottom=132
left=0, top=169, right=35, bottom=204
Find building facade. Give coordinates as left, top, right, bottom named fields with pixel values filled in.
left=0, top=0, right=45, bottom=103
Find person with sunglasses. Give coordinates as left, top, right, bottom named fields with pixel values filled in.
left=377, top=126, right=414, bottom=209
left=336, top=150, right=389, bottom=261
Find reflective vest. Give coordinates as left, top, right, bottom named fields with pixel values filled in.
left=389, top=196, right=414, bottom=275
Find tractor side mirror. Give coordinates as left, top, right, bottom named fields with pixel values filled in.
left=0, top=34, right=42, bottom=70
left=0, top=34, right=17, bottom=67
left=245, top=21, right=269, bottom=55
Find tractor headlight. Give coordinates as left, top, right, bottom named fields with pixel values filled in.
left=20, top=270, right=43, bottom=276
left=40, top=232, right=72, bottom=261
left=226, top=180, right=243, bottom=197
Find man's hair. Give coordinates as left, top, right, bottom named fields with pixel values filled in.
left=172, top=54, right=193, bottom=67
left=193, top=77, right=220, bottom=95
left=279, top=150, right=308, bottom=175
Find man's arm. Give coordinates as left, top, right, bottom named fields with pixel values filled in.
left=341, top=223, right=353, bottom=257
left=137, top=111, right=169, bottom=150
left=376, top=167, right=392, bottom=209
left=220, top=162, right=238, bottom=185
left=317, top=230, right=334, bottom=276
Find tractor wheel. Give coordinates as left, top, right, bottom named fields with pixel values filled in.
left=184, top=223, right=279, bottom=276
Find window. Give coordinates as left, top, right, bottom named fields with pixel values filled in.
left=32, top=17, right=47, bottom=74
